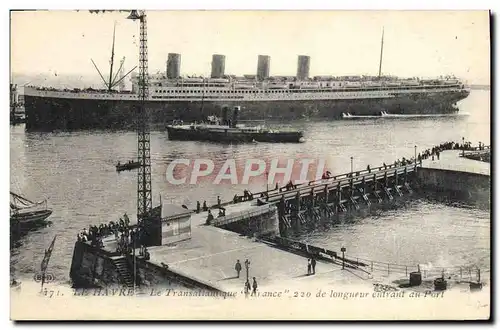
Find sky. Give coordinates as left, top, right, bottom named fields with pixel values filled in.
left=10, top=10, right=490, bottom=85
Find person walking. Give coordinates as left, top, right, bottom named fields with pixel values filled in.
left=311, top=258, right=317, bottom=275
left=251, top=277, right=258, bottom=296
left=235, top=260, right=242, bottom=278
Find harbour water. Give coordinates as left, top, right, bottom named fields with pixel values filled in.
left=10, top=90, right=490, bottom=286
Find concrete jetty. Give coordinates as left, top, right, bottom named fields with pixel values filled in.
left=94, top=200, right=367, bottom=293
left=70, top=143, right=490, bottom=294
left=144, top=204, right=361, bottom=292
left=417, top=149, right=490, bottom=202
left=421, top=149, right=489, bottom=176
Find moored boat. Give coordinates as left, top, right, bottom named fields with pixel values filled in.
left=10, top=192, right=52, bottom=232
left=166, top=106, right=304, bottom=143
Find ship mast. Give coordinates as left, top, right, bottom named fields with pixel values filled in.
left=108, top=22, right=117, bottom=91
left=378, top=27, right=384, bottom=78
left=90, top=22, right=136, bottom=91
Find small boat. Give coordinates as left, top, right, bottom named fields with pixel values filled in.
left=341, top=112, right=384, bottom=119
left=116, top=160, right=140, bottom=172
left=10, top=192, right=52, bottom=232
left=167, top=106, right=304, bottom=143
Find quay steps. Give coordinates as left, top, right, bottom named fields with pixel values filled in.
left=112, top=257, right=135, bottom=288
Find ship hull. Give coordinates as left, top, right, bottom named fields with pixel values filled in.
left=166, top=126, right=304, bottom=143
left=24, top=90, right=469, bottom=130
left=10, top=209, right=52, bottom=234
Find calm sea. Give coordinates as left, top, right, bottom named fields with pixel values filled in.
left=10, top=90, right=490, bottom=285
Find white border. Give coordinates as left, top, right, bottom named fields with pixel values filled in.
left=2, top=0, right=497, bottom=327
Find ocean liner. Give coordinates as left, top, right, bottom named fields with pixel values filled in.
left=22, top=27, right=470, bottom=131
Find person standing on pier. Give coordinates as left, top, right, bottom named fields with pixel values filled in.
left=196, top=201, right=201, bottom=213
left=202, top=201, right=208, bottom=211
left=206, top=210, right=214, bottom=225
left=311, top=258, right=317, bottom=275
left=217, top=196, right=221, bottom=207
left=244, top=280, right=251, bottom=298
left=235, top=260, right=242, bottom=278
left=251, top=277, right=258, bottom=296
left=307, top=259, right=312, bottom=275
left=123, top=213, right=130, bottom=227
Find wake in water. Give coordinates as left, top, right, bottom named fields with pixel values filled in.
left=342, top=111, right=470, bottom=119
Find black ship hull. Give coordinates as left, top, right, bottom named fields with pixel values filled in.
left=24, top=90, right=469, bottom=131
left=10, top=209, right=52, bottom=234
left=166, top=126, right=304, bottom=143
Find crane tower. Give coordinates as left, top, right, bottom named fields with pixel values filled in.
left=127, top=10, right=152, bottom=222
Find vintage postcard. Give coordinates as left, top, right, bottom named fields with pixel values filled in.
left=9, top=9, right=490, bottom=320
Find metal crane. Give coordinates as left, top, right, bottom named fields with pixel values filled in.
left=127, top=10, right=152, bottom=223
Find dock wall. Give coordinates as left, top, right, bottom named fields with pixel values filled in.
left=213, top=204, right=279, bottom=237
left=70, top=241, right=224, bottom=292
left=416, top=168, right=490, bottom=202
left=133, top=257, right=224, bottom=292
left=69, top=241, right=121, bottom=287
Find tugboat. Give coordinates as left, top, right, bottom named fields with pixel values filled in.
left=10, top=192, right=52, bottom=233
left=116, top=160, right=141, bottom=172
left=166, top=106, right=304, bottom=143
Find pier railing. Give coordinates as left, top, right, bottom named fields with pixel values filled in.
left=463, top=145, right=490, bottom=152
left=211, top=203, right=276, bottom=227
left=254, top=161, right=420, bottom=198
left=263, top=236, right=485, bottom=284
left=345, top=254, right=485, bottom=283
left=254, top=163, right=419, bottom=204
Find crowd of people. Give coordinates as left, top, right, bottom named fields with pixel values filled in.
left=205, top=207, right=228, bottom=225
left=381, top=140, right=486, bottom=171
left=30, top=85, right=131, bottom=94
left=76, top=213, right=150, bottom=259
